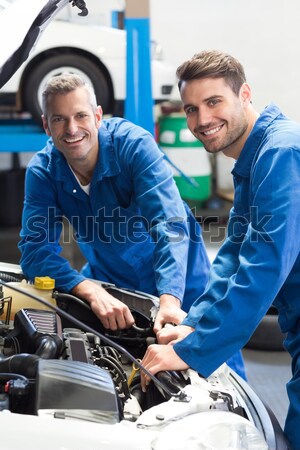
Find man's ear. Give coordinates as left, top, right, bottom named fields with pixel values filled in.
left=42, top=115, right=51, bottom=136
left=240, top=83, right=252, bottom=106
left=95, top=105, right=103, bottom=129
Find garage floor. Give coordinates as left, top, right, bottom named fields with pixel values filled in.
left=0, top=214, right=291, bottom=429
left=242, top=347, right=291, bottom=429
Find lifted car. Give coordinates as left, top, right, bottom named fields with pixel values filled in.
left=0, top=0, right=174, bottom=122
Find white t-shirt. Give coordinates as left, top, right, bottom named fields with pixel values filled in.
left=68, top=164, right=90, bottom=195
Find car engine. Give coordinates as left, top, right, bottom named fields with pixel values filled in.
left=0, top=277, right=190, bottom=422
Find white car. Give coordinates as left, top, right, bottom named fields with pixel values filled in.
left=0, top=263, right=289, bottom=450
left=0, top=0, right=175, bottom=122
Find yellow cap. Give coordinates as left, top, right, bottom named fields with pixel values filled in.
left=34, top=276, right=55, bottom=290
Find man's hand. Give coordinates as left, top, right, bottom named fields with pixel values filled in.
left=140, top=344, right=189, bottom=392
left=156, top=323, right=195, bottom=344
left=71, top=280, right=135, bottom=330
left=140, top=324, right=194, bottom=391
left=154, top=294, right=187, bottom=333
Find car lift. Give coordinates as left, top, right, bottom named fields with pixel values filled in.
left=125, top=0, right=154, bottom=135
left=0, top=0, right=154, bottom=155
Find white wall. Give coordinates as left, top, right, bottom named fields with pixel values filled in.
left=150, top=0, right=300, bottom=122
left=59, top=0, right=125, bottom=25
left=56, top=0, right=300, bottom=122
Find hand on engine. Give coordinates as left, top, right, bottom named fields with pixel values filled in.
left=156, top=323, right=195, bottom=344
left=71, top=279, right=135, bottom=330
left=154, top=294, right=187, bottom=333
left=140, top=323, right=194, bottom=391
left=140, top=344, right=189, bottom=392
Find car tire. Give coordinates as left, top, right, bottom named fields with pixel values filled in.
left=245, top=306, right=287, bottom=351
left=22, top=53, right=112, bottom=124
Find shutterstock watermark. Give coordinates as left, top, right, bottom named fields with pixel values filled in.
left=24, top=206, right=274, bottom=245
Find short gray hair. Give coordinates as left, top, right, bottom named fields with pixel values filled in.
left=41, top=73, right=97, bottom=116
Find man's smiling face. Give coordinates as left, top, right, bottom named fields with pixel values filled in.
left=42, top=86, right=102, bottom=165
left=180, top=77, right=250, bottom=158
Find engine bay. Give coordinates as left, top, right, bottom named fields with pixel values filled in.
left=0, top=276, right=247, bottom=422
left=0, top=270, right=282, bottom=449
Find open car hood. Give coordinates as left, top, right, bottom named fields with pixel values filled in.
left=0, top=0, right=88, bottom=89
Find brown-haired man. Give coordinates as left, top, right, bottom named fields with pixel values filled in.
left=141, top=50, right=300, bottom=449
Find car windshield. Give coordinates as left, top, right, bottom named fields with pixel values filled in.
left=0, top=0, right=88, bottom=88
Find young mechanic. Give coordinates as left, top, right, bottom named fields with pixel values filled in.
left=140, top=50, right=300, bottom=449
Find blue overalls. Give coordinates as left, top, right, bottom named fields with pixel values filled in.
left=174, top=104, right=300, bottom=448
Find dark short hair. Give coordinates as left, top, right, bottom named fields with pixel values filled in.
left=176, top=50, right=246, bottom=95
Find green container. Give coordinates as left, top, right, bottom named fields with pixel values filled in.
left=158, top=114, right=211, bottom=203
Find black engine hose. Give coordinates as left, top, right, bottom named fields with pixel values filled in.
left=52, top=291, right=90, bottom=309
left=0, top=354, right=40, bottom=379
left=0, top=272, right=25, bottom=283
left=35, top=335, right=62, bottom=359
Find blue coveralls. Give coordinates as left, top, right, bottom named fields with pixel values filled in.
left=19, top=117, right=211, bottom=306
left=174, top=104, right=300, bottom=449
left=18, top=118, right=245, bottom=377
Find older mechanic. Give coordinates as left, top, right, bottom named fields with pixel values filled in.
left=19, top=77, right=201, bottom=315
left=19, top=73, right=211, bottom=332
left=140, top=50, right=300, bottom=449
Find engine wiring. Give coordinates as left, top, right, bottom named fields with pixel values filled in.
left=0, top=279, right=190, bottom=403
